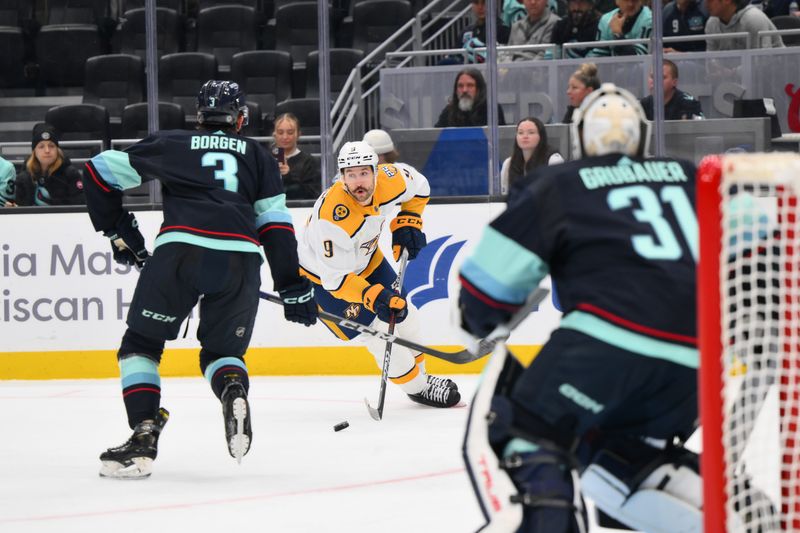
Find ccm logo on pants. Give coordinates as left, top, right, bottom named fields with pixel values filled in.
left=142, top=309, right=177, bottom=323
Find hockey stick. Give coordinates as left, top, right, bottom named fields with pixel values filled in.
left=258, top=287, right=549, bottom=364
left=462, top=287, right=551, bottom=532
left=365, top=250, right=409, bottom=421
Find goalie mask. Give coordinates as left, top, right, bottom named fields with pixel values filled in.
left=571, top=83, right=650, bottom=158
left=196, top=80, right=249, bottom=128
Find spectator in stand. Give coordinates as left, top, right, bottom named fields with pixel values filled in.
left=271, top=113, right=321, bottom=201
left=550, top=0, right=602, bottom=58
left=14, top=124, right=84, bottom=207
left=563, top=62, right=601, bottom=123
left=663, top=0, right=708, bottom=51
left=460, top=0, right=511, bottom=64
left=639, top=59, right=704, bottom=120
left=705, top=0, right=784, bottom=50
left=500, top=0, right=561, bottom=61
left=435, top=68, right=507, bottom=127
left=504, top=0, right=529, bottom=24
left=0, top=155, right=15, bottom=207
left=758, top=0, right=800, bottom=18
left=500, top=116, right=564, bottom=194
left=587, top=0, right=653, bottom=56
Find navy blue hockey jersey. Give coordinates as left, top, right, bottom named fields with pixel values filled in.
left=461, top=154, right=698, bottom=367
left=84, top=129, right=302, bottom=289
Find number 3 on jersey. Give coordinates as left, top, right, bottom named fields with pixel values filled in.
left=607, top=185, right=698, bottom=262
left=201, top=152, right=239, bottom=192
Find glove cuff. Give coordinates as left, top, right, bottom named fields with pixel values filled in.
left=362, top=283, right=385, bottom=313
left=390, top=211, right=422, bottom=232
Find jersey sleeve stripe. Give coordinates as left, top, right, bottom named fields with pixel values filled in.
left=459, top=275, right=523, bottom=312
left=255, top=211, right=293, bottom=227
left=254, top=194, right=290, bottom=217
left=89, top=150, right=143, bottom=191
left=258, top=223, right=295, bottom=235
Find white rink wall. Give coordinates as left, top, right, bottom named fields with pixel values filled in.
left=0, top=203, right=562, bottom=373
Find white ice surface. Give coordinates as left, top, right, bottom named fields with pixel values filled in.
left=0, top=376, right=628, bottom=533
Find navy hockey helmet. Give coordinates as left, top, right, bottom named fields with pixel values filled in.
left=196, top=80, right=249, bottom=127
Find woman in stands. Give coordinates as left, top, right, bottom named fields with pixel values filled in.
left=563, top=62, right=601, bottom=123
left=500, top=116, right=564, bottom=194
left=271, top=113, right=321, bottom=200
left=14, top=123, right=84, bottom=206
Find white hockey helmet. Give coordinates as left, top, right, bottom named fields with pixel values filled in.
left=571, top=83, right=651, bottom=158
left=337, top=141, right=379, bottom=174
left=362, top=129, right=395, bottom=155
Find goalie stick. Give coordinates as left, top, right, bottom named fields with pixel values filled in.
left=259, top=287, right=549, bottom=364
left=365, top=250, right=409, bottom=421
left=462, top=287, right=551, bottom=532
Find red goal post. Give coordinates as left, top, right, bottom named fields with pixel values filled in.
left=698, top=152, right=800, bottom=532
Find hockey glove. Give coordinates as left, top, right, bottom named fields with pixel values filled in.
left=278, top=278, right=318, bottom=327
left=390, top=211, right=426, bottom=262
left=104, top=212, right=149, bottom=269
left=457, top=285, right=514, bottom=339
left=363, top=283, right=408, bottom=323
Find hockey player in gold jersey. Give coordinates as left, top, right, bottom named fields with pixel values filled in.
left=298, top=141, right=460, bottom=408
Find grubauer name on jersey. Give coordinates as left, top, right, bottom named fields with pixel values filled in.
left=461, top=154, right=698, bottom=367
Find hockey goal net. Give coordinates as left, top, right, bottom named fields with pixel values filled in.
left=698, top=152, right=800, bottom=532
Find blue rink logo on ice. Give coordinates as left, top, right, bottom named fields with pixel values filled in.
left=402, top=235, right=466, bottom=309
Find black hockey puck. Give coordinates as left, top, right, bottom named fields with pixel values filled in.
left=333, top=421, right=349, bottom=432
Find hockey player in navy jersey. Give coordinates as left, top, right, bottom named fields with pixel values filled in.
left=457, top=84, right=702, bottom=532
left=84, top=80, right=317, bottom=478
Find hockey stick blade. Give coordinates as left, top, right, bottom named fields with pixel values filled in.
left=259, top=287, right=550, bottom=364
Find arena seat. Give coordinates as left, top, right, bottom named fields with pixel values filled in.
left=158, top=52, right=217, bottom=122
left=44, top=103, right=110, bottom=160
left=197, top=5, right=258, bottom=73
left=46, top=0, right=108, bottom=25
left=121, top=0, right=183, bottom=15
left=305, top=48, right=363, bottom=98
left=351, top=0, right=411, bottom=56
left=231, top=50, right=293, bottom=124
left=36, top=24, right=107, bottom=88
left=771, top=15, right=800, bottom=47
left=0, top=27, right=26, bottom=89
left=120, top=101, right=186, bottom=139
left=114, top=7, right=182, bottom=60
left=83, top=54, right=145, bottom=125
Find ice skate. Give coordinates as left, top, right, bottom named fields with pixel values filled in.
left=221, top=377, right=252, bottom=463
left=426, top=374, right=459, bottom=392
left=408, top=379, right=461, bottom=408
left=99, top=407, right=169, bottom=479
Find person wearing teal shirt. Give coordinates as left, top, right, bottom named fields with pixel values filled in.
left=587, top=0, right=652, bottom=56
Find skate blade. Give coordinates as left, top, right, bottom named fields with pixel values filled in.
left=99, top=457, right=153, bottom=479
left=229, top=397, right=250, bottom=464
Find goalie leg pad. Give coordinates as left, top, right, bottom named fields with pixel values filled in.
left=502, top=439, right=588, bottom=533
left=580, top=439, right=702, bottom=533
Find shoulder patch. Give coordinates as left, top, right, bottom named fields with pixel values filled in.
left=333, top=204, right=350, bottom=221
left=380, top=164, right=396, bottom=178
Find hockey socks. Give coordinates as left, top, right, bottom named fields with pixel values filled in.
left=119, top=354, right=162, bottom=428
